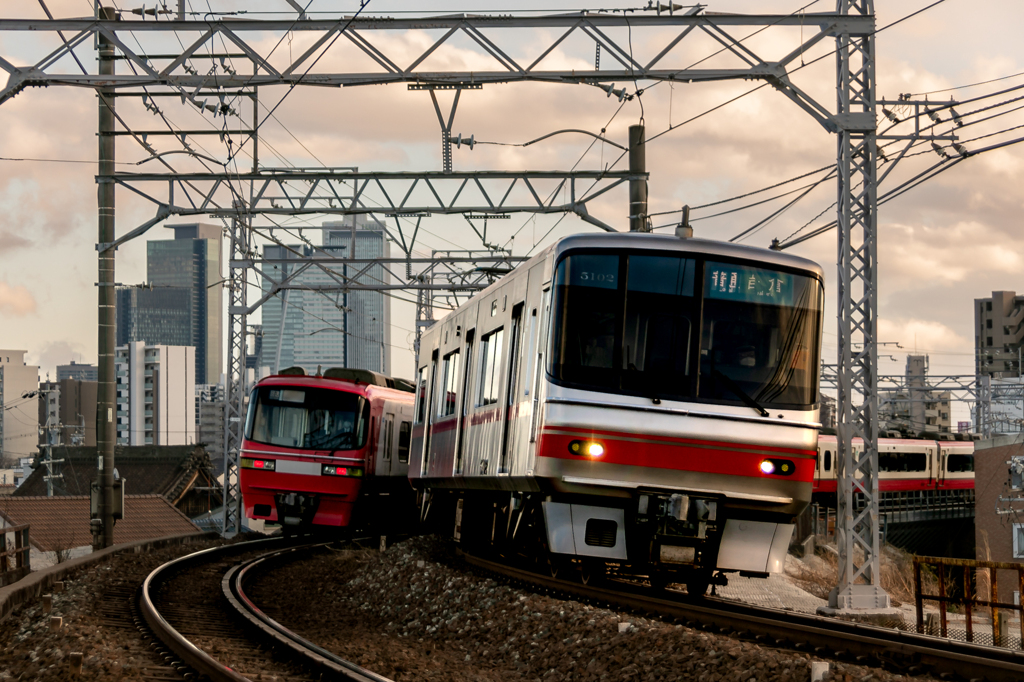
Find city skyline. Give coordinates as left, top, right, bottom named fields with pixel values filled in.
left=0, top=1, right=1021, bottom=431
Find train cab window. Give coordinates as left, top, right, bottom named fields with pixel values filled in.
left=414, top=367, right=428, bottom=424
left=698, top=262, right=822, bottom=408
left=824, top=450, right=831, bottom=471
left=479, top=328, right=504, bottom=405
left=398, top=421, right=412, bottom=463
left=247, top=386, right=368, bottom=450
left=947, top=454, right=974, bottom=472
left=549, top=250, right=822, bottom=409
left=437, top=350, right=461, bottom=417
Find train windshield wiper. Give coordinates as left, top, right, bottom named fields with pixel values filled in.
left=712, top=369, right=769, bottom=418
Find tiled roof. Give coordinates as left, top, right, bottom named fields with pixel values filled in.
left=0, top=495, right=201, bottom=552
left=15, top=445, right=216, bottom=499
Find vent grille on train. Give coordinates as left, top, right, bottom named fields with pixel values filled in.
left=584, top=519, right=618, bottom=547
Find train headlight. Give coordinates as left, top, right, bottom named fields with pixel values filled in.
left=322, top=464, right=364, bottom=477
left=569, top=440, right=605, bottom=458
left=759, top=458, right=794, bottom=476
left=241, top=458, right=276, bottom=471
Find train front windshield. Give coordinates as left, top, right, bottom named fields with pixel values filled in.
left=245, top=386, right=369, bottom=450
left=550, top=251, right=823, bottom=409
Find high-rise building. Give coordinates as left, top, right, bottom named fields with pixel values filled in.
left=975, top=291, right=1024, bottom=378
left=115, top=342, right=196, bottom=446
left=259, top=220, right=390, bottom=375
left=147, top=223, right=223, bottom=385
left=0, top=351, right=39, bottom=466
left=325, top=222, right=391, bottom=374
left=56, top=361, right=98, bottom=383
left=974, top=291, right=1024, bottom=433
left=116, top=285, right=193, bottom=348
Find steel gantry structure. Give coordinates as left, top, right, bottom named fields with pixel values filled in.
left=1, top=3, right=909, bottom=610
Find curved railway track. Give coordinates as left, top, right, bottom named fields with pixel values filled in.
left=461, top=551, right=1024, bottom=682
left=140, top=537, right=393, bottom=682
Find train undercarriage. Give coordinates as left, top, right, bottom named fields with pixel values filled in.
left=424, top=488, right=795, bottom=596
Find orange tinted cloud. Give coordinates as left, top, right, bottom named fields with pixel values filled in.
left=0, top=281, right=36, bottom=316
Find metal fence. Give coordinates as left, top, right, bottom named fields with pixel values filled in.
left=914, top=556, right=1024, bottom=649
left=0, top=524, right=31, bottom=587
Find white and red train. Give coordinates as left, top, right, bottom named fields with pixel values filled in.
left=409, top=232, right=824, bottom=593
left=812, top=434, right=974, bottom=495
left=240, top=231, right=827, bottom=594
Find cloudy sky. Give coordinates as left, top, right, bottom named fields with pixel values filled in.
left=1, top=0, right=1022, bottom=425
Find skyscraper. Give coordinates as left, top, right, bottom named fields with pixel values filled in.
left=116, top=285, right=193, bottom=348
left=325, top=221, right=391, bottom=374
left=147, top=223, right=224, bottom=385
left=259, top=220, right=390, bottom=375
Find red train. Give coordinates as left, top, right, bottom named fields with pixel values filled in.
left=239, top=367, right=416, bottom=531
left=812, top=434, right=974, bottom=495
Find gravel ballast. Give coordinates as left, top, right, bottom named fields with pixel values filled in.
left=256, top=536, right=942, bottom=682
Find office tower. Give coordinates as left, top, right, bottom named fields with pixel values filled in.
left=56, top=361, right=98, bottom=383
left=259, top=219, right=390, bottom=375
left=116, top=285, right=193, bottom=348
left=147, top=223, right=224, bottom=385
left=115, top=342, right=196, bottom=446
left=325, top=221, right=391, bottom=374
left=0, top=351, right=39, bottom=466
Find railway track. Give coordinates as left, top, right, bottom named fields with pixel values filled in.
left=140, top=536, right=394, bottom=682
left=461, top=551, right=1024, bottom=682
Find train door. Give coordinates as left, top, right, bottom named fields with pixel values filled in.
left=928, top=445, right=937, bottom=486
left=530, top=288, right=551, bottom=444
left=500, top=304, right=524, bottom=474
left=937, top=446, right=947, bottom=488
left=421, top=350, right=439, bottom=476
left=378, top=413, right=395, bottom=476
left=456, top=330, right=475, bottom=475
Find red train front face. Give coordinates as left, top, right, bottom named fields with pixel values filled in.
left=240, top=376, right=370, bottom=528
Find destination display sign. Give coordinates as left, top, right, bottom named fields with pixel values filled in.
left=705, top=262, right=795, bottom=305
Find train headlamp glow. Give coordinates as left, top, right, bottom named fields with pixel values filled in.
left=569, top=440, right=605, bottom=458
left=241, top=458, right=276, bottom=471
left=322, top=464, right=364, bottom=477
left=759, top=458, right=795, bottom=476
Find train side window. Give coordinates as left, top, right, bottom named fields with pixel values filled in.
left=947, top=454, right=974, bottom=472
left=437, top=350, right=461, bottom=417
left=398, top=421, right=412, bottom=463
left=824, top=450, right=831, bottom=471
left=414, top=366, right=428, bottom=424
left=479, top=327, right=504, bottom=405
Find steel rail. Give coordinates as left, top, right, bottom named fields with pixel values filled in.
left=461, top=552, right=1024, bottom=682
left=223, top=545, right=394, bottom=682
left=140, top=537, right=286, bottom=682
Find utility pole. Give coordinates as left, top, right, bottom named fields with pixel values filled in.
left=40, top=383, right=63, bottom=496
left=628, top=125, right=648, bottom=232
left=97, top=5, right=117, bottom=548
